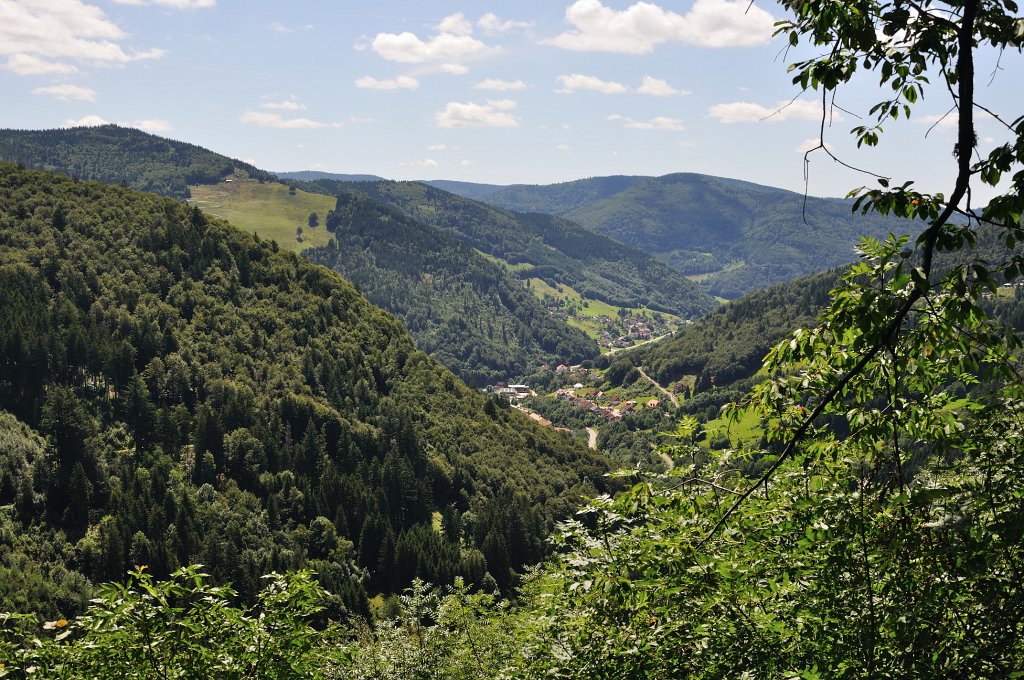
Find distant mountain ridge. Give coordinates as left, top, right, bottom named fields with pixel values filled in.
left=278, top=171, right=386, bottom=183
left=305, top=179, right=718, bottom=319
left=431, top=173, right=904, bottom=298
left=0, top=125, right=273, bottom=200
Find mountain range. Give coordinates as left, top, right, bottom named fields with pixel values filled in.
left=427, top=174, right=904, bottom=298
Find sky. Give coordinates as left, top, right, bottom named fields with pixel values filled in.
left=1, top=0, right=1021, bottom=199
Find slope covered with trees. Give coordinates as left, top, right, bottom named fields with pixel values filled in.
left=302, top=179, right=717, bottom=319
left=0, top=125, right=274, bottom=200
left=0, top=163, right=610, bottom=619
left=443, top=172, right=904, bottom=298
left=304, top=190, right=597, bottom=385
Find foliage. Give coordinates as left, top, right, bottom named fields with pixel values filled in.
left=449, top=172, right=906, bottom=298
left=305, top=191, right=596, bottom=385
left=640, top=268, right=842, bottom=387
left=0, top=125, right=273, bottom=200
left=0, top=565, right=341, bottom=678
left=301, top=179, right=717, bottom=318
left=0, top=164, right=610, bottom=617
left=476, top=0, right=1024, bottom=676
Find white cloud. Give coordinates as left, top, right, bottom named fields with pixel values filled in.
left=0, top=0, right=165, bottom=77
left=918, top=110, right=991, bottom=132
left=437, top=12, right=473, bottom=36
left=63, top=114, right=110, bottom=127
left=260, top=99, right=307, bottom=110
left=557, top=144, right=571, bottom=151
left=400, top=158, right=439, bottom=168
left=136, top=119, right=171, bottom=133
left=475, top=78, right=526, bottom=90
left=557, top=73, right=626, bottom=94
left=32, top=84, right=96, bottom=101
left=3, top=54, right=78, bottom=75
left=370, top=30, right=498, bottom=64
left=112, top=0, right=214, bottom=7
left=355, top=75, right=420, bottom=91
left=796, top=137, right=833, bottom=153
left=608, top=114, right=685, bottom=131
left=478, top=12, right=533, bottom=34
left=435, top=100, right=520, bottom=128
left=439, top=63, right=470, bottom=75
left=708, top=99, right=826, bottom=123
left=545, top=0, right=774, bottom=53
left=637, top=75, right=689, bottom=96
left=240, top=111, right=337, bottom=129
left=268, top=21, right=313, bottom=33
left=460, top=159, right=476, bottom=166
left=428, top=144, right=446, bottom=151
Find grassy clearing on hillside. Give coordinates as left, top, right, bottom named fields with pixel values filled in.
left=190, top=181, right=336, bottom=252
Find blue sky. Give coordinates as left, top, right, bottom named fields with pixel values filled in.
left=1, top=0, right=1020, bottom=199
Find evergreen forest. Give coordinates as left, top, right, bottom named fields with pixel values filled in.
left=2, top=0, right=1024, bottom=676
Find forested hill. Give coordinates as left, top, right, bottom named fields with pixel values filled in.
left=0, top=125, right=273, bottom=200
left=436, top=173, right=902, bottom=299
left=277, top=171, right=385, bottom=183
left=303, top=190, right=597, bottom=386
left=638, top=268, right=843, bottom=389
left=0, top=164, right=610, bottom=618
left=303, top=179, right=718, bottom=319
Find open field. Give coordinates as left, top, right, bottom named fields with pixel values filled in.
left=190, top=181, right=336, bottom=253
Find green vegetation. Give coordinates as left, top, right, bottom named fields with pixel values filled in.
left=189, top=181, right=336, bottom=252
left=304, top=191, right=597, bottom=385
left=0, top=125, right=273, bottom=200
left=0, top=164, right=610, bottom=621
left=300, top=179, right=717, bottom=319
left=444, top=173, right=906, bottom=298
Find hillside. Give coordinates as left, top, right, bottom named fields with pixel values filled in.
left=190, top=180, right=597, bottom=383
left=439, top=173, right=903, bottom=298
left=0, top=125, right=273, bottom=200
left=303, top=190, right=597, bottom=385
left=303, top=179, right=718, bottom=319
left=278, top=171, right=386, bottom=183
left=0, top=164, right=610, bottom=617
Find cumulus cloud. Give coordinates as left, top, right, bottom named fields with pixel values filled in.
left=796, top=137, right=834, bottom=154
left=32, top=84, right=96, bottom=101
left=557, top=73, right=626, bottom=94
left=607, top=114, right=685, bottom=131
left=0, top=0, right=165, bottom=77
left=355, top=75, right=420, bottom=91
left=475, top=78, right=526, bottom=90
left=428, top=144, right=446, bottom=151
left=545, top=0, right=774, bottom=52
left=708, top=99, right=826, bottom=123
left=557, top=144, right=571, bottom=151
left=637, top=75, right=689, bottom=96
left=478, top=12, right=533, bottom=33
left=435, top=99, right=520, bottom=128
left=240, top=111, right=338, bottom=129
left=112, top=0, right=215, bottom=7
left=369, top=12, right=500, bottom=65
left=63, top=114, right=110, bottom=127
left=437, top=12, right=473, bottom=36
left=136, top=119, right=171, bottom=133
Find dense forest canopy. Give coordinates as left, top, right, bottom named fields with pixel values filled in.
left=303, top=190, right=597, bottom=385
left=444, top=172, right=905, bottom=298
left=0, top=125, right=274, bottom=200
left=0, top=163, right=610, bottom=621
left=301, top=178, right=718, bottom=318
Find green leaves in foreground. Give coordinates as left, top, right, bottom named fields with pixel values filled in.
left=0, top=566, right=341, bottom=679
